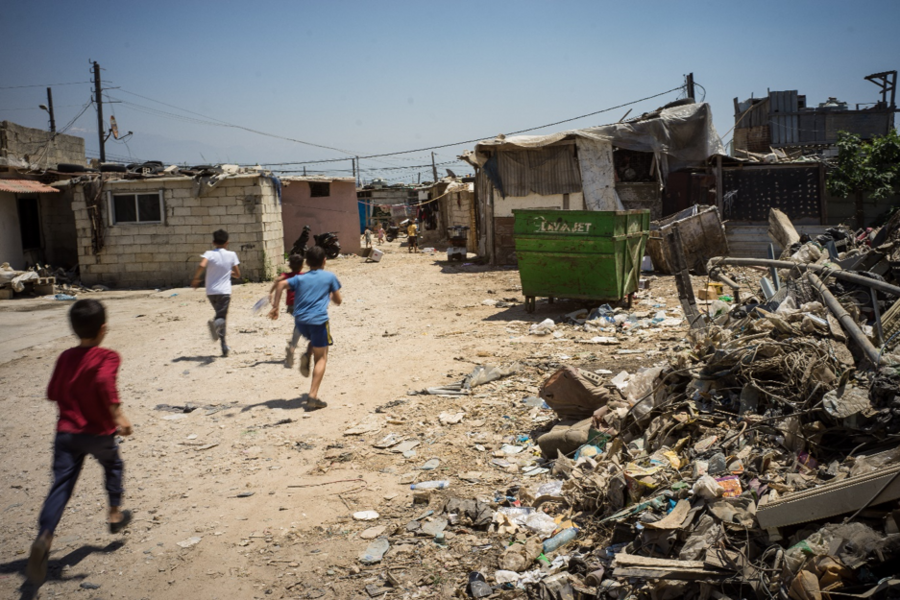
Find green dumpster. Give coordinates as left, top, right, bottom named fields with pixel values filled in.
left=513, top=209, right=650, bottom=313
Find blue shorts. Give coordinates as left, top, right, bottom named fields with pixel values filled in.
left=294, top=320, right=333, bottom=348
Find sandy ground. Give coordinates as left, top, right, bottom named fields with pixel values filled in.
left=0, top=240, right=705, bottom=599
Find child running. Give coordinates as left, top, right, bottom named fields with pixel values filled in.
left=191, top=229, right=240, bottom=357
left=268, top=254, right=305, bottom=368
left=27, top=299, right=133, bottom=585
left=269, top=246, right=342, bottom=409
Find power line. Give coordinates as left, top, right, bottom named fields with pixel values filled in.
left=0, top=104, right=84, bottom=112
left=256, top=85, right=684, bottom=166
left=115, top=88, right=358, bottom=156
left=0, top=81, right=91, bottom=90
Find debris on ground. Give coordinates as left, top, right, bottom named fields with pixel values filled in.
left=301, top=207, right=900, bottom=599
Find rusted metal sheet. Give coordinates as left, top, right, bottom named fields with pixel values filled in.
left=646, top=205, right=728, bottom=275
left=0, top=179, right=59, bottom=194
left=769, top=90, right=799, bottom=146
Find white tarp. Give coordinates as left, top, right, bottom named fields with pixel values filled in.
left=576, top=138, right=624, bottom=211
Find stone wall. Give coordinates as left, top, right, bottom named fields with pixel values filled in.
left=72, top=175, right=284, bottom=289
left=1, top=121, right=85, bottom=169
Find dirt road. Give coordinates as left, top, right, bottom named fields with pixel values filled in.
left=0, top=242, right=689, bottom=599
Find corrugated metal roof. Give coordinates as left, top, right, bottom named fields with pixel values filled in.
left=0, top=179, right=59, bottom=193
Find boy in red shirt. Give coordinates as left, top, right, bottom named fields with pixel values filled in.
left=27, top=299, right=133, bottom=585
left=269, top=254, right=305, bottom=368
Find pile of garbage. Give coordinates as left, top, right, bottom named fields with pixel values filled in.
left=0, top=262, right=102, bottom=298
left=375, top=208, right=900, bottom=599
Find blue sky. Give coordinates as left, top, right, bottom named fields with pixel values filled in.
left=2, top=0, right=898, bottom=183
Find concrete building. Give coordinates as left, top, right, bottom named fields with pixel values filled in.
left=66, top=172, right=284, bottom=288
left=281, top=176, right=360, bottom=255
left=1, top=120, right=86, bottom=171
left=0, top=121, right=85, bottom=269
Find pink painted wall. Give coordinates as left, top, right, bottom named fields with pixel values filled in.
left=281, top=180, right=361, bottom=255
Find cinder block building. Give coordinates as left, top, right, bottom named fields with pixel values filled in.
left=65, top=172, right=284, bottom=288
left=1, top=121, right=85, bottom=269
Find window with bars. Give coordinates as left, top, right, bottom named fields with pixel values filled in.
left=309, top=182, right=331, bottom=197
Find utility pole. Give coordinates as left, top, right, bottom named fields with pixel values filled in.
left=352, top=158, right=356, bottom=181
left=46, top=88, right=56, bottom=133
left=686, top=72, right=695, bottom=101
left=431, top=152, right=438, bottom=183
left=356, top=156, right=360, bottom=187
left=93, top=61, right=105, bottom=162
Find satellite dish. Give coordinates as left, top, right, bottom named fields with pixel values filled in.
left=110, top=115, right=119, bottom=139
left=446, top=168, right=457, bottom=178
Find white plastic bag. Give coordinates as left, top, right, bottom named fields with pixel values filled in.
left=529, top=318, right=556, bottom=335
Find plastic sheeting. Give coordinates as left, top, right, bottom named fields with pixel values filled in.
left=576, top=139, right=623, bottom=211
left=465, top=103, right=724, bottom=182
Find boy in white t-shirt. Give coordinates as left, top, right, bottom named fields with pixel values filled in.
left=191, top=229, right=241, bottom=356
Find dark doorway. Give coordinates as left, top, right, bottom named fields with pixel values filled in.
left=17, top=197, right=41, bottom=249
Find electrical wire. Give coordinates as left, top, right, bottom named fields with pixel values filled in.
left=0, top=104, right=85, bottom=112
left=115, top=88, right=357, bottom=156
left=255, top=85, right=684, bottom=167
left=111, top=84, right=681, bottom=165
left=0, top=81, right=91, bottom=90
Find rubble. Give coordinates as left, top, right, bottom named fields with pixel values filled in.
left=319, top=207, right=900, bottom=599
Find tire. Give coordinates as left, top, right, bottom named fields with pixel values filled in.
left=99, top=163, right=127, bottom=173
left=325, top=244, right=340, bottom=259
left=386, top=235, right=396, bottom=242
left=57, top=163, right=87, bottom=173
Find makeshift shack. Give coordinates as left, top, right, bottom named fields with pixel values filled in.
left=423, top=177, right=477, bottom=253
left=462, top=102, right=724, bottom=265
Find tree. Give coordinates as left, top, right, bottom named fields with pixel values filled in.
left=827, top=129, right=900, bottom=228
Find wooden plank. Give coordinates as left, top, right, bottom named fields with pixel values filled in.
left=615, top=554, right=708, bottom=568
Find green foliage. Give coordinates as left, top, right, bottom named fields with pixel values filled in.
left=827, top=129, right=900, bottom=201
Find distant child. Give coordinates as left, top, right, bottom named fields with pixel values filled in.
left=27, top=299, right=133, bottom=585
left=364, top=227, right=373, bottom=249
left=269, top=246, right=342, bottom=409
left=377, top=225, right=385, bottom=245
left=191, top=229, right=240, bottom=357
left=407, top=219, right=419, bottom=253
left=269, top=254, right=305, bottom=368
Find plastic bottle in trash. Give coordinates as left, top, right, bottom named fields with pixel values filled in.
left=410, top=480, right=449, bottom=490
left=542, top=527, right=578, bottom=554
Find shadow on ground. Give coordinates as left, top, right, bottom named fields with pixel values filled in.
left=1, top=540, right=125, bottom=600
left=240, top=396, right=324, bottom=413
left=172, top=355, right=217, bottom=366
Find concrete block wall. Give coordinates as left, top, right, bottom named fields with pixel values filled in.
left=1, top=121, right=85, bottom=169
left=72, top=175, right=284, bottom=289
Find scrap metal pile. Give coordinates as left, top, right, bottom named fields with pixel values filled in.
left=436, top=209, right=900, bottom=599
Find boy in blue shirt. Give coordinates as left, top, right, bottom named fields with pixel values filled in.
left=269, top=246, right=342, bottom=409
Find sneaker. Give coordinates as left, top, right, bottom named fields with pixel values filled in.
left=307, top=397, right=328, bottom=409
left=299, top=351, right=311, bottom=377
left=221, top=345, right=230, bottom=357
left=284, top=344, right=295, bottom=369
left=207, top=319, right=218, bottom=341
left=26, top=537, right=49, bottom=585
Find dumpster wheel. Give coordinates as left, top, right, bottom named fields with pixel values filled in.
left=525, top=297, right=536, bottom=313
